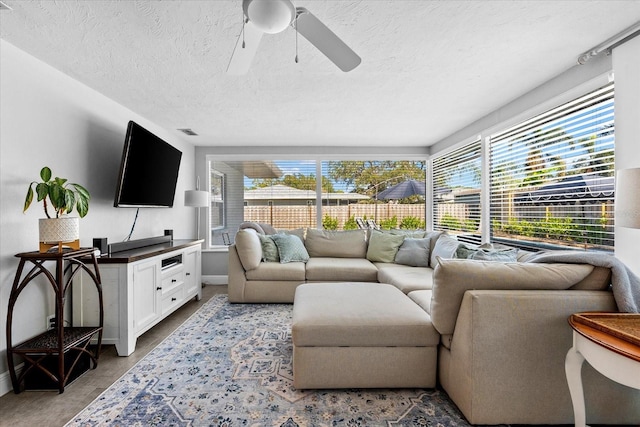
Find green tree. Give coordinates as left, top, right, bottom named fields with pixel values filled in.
left=327, top=161, right=426, bottom=197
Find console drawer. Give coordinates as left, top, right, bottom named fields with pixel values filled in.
left=161, top=268, right=184, bottom=295
left=161, top=285, right=184, bottom=316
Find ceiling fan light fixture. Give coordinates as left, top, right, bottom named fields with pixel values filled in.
left=243, top=0, right=295, bottom=34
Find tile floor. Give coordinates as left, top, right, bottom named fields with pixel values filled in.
left=0, top=285, right=226, bottom=427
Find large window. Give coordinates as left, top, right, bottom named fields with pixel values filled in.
left=207, top=159, right=427, bottom=246
left=489, top=83, right=615, bottom=251
left=431, top=139, right=482, bottom=241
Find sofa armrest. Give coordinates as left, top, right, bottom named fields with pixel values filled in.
left=441, top=289, right=640, bottom=425
left=228, top=244, right=248, bottom=303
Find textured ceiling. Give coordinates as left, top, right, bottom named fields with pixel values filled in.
left=2, top=0, right=640, bottom=147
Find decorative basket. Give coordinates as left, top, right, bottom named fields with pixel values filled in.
left=39, top=217, right=80, bottom=252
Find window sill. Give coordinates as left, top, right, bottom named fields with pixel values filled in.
left=203, top=245, right=230, bottom=253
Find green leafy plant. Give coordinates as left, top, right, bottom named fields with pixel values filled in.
left=399, top=216, right=425, bottom=230
left=379, top=216, right=398, bottom=230
left=343, top=215, right=358, bottom=230
left=24, top=166, right=90, bottom=218
left=322, top=214, right=339, bottom=230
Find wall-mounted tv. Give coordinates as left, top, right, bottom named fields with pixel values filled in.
left=114, top=121, right=182, bottom=208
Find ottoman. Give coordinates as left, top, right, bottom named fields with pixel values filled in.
left=291, top=282, right=440, bottom=389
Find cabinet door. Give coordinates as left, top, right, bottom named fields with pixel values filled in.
left=183, top=246, right=201, bottom=298
left=72, top=265, right=122, bottom=346
left=133, top=260, right=159, bottom=332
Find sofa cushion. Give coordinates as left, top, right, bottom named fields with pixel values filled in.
left=408, top=289, right=432, bottom=314
left=430, top=234, right=459, bottom=266
left=271, top=234, right=309, bottom=263
left=395, top=237, right=431, bottom=267
left=258, top=234, right=279, bottom=262
left=377, top=264, right=433, bottom=293
left=234, top=229, right=262, bottom=271
left=245, top=261, right=306, bottom=281
left=431, top=257, right=606, bottom=335
left=305, top=228, right=367, bottom=258
left=366, top=230, right=405, bottom=262
left=306, top=257, right=379, bottom=282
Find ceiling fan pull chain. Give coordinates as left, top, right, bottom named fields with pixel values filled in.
left=294, top=14, right=298, bottom=63
left=242, top=14, right=246, bottom=48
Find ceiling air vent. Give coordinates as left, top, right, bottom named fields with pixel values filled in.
left=178, top=128, right=198, bottom=136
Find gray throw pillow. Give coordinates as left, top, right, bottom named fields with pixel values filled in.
left=271, top=234, right=310, bottom=263
left=257, top=234, right=279, bottom=262
left=395, top=237, right=431, bottom=267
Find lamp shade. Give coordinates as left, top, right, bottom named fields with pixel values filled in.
left=615, top=167, right=640, bottom=229
left=184, top=190, right=209, bottom=208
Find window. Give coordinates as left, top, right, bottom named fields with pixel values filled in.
left=209, top=168, right=224, bottom=231
left=431, top=139, right=482, bottom=241
left=489, top=83, right=615, bottom=251
left=206, top=158, right=426, bottom=246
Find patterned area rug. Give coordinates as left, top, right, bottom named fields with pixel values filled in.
left=66, top=295, right=471, bottom=426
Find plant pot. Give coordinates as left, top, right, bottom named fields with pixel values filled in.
left=39, top=217, right=80, bottom=252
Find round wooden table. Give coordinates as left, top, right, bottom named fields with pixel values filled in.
left=565, top=313, right=640, bottom=427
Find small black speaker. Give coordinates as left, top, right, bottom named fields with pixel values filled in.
left=92, top=238, right=108, bottom=254
left=164, top=229, right=173, bottom=240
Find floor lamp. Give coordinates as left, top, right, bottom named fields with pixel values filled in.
left=185, top=178, right=210, bottom=241
left=615, top=168, right=640, bottom=229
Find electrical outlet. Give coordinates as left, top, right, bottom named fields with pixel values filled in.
left=46, top=314, right=56, bottom=330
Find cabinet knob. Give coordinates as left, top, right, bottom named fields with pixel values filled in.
left=171, top=297, right=177, bottom=301
left=156, top=286, right=162, bottom=291
left=172, top=279, right=177, bottom=283
left=186, top=272, right=191, bottom=276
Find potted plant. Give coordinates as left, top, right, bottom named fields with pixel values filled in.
left=24, top=166, right=90, bottom=252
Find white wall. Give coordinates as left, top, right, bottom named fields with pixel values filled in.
left=613, top=36, right=640, bottom=275
left=0, top=40, right=196, bottom=394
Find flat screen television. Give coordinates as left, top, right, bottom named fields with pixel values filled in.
left=114, top=121, right=182, bottom=208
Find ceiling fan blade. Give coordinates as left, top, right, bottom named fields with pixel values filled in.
left=295, top=7, right=361, bottom=72
left=227, top=20, right=264, bottom=75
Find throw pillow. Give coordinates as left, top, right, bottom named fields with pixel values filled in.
left=271, top=234, right=310, bottom=263
left=257, top=234, right=279, bottom=262
left=430, top=234, right=459, bottom=267
left=384, top=229, right=426, bottom=238
left=456, top=242, right=518, bottom=262
left=366, top=229, right=406, bottom=263
left=395, top=237, right=431, bottom=267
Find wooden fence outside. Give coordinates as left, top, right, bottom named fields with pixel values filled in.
left=243, top=204, right=426, bottom=230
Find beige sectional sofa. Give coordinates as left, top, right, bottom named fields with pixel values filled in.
left=227, top=225, right=640, bottom=425
left=229, top=227, right=442, bottom=302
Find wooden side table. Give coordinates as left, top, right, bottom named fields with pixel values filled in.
left=565, top=313, right=640, bottom=427
left=6, top=248, right=103, bottom=393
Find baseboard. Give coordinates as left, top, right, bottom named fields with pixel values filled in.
left=0, top=363, right=21, bottom=397
left=202, top=275, right=227, bottom=286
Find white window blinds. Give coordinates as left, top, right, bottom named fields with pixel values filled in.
left=432, top=139, right=482, bottom=240
left=489, top=83, right=615, bottom=251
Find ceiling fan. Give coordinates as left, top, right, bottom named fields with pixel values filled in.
left=227, top=0, right=361, bottom=74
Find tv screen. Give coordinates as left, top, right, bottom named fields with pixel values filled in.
left=114, top=121, right=182, bottom=208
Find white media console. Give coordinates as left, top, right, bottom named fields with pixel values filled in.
left=73, top=237, right=203, bottom=356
